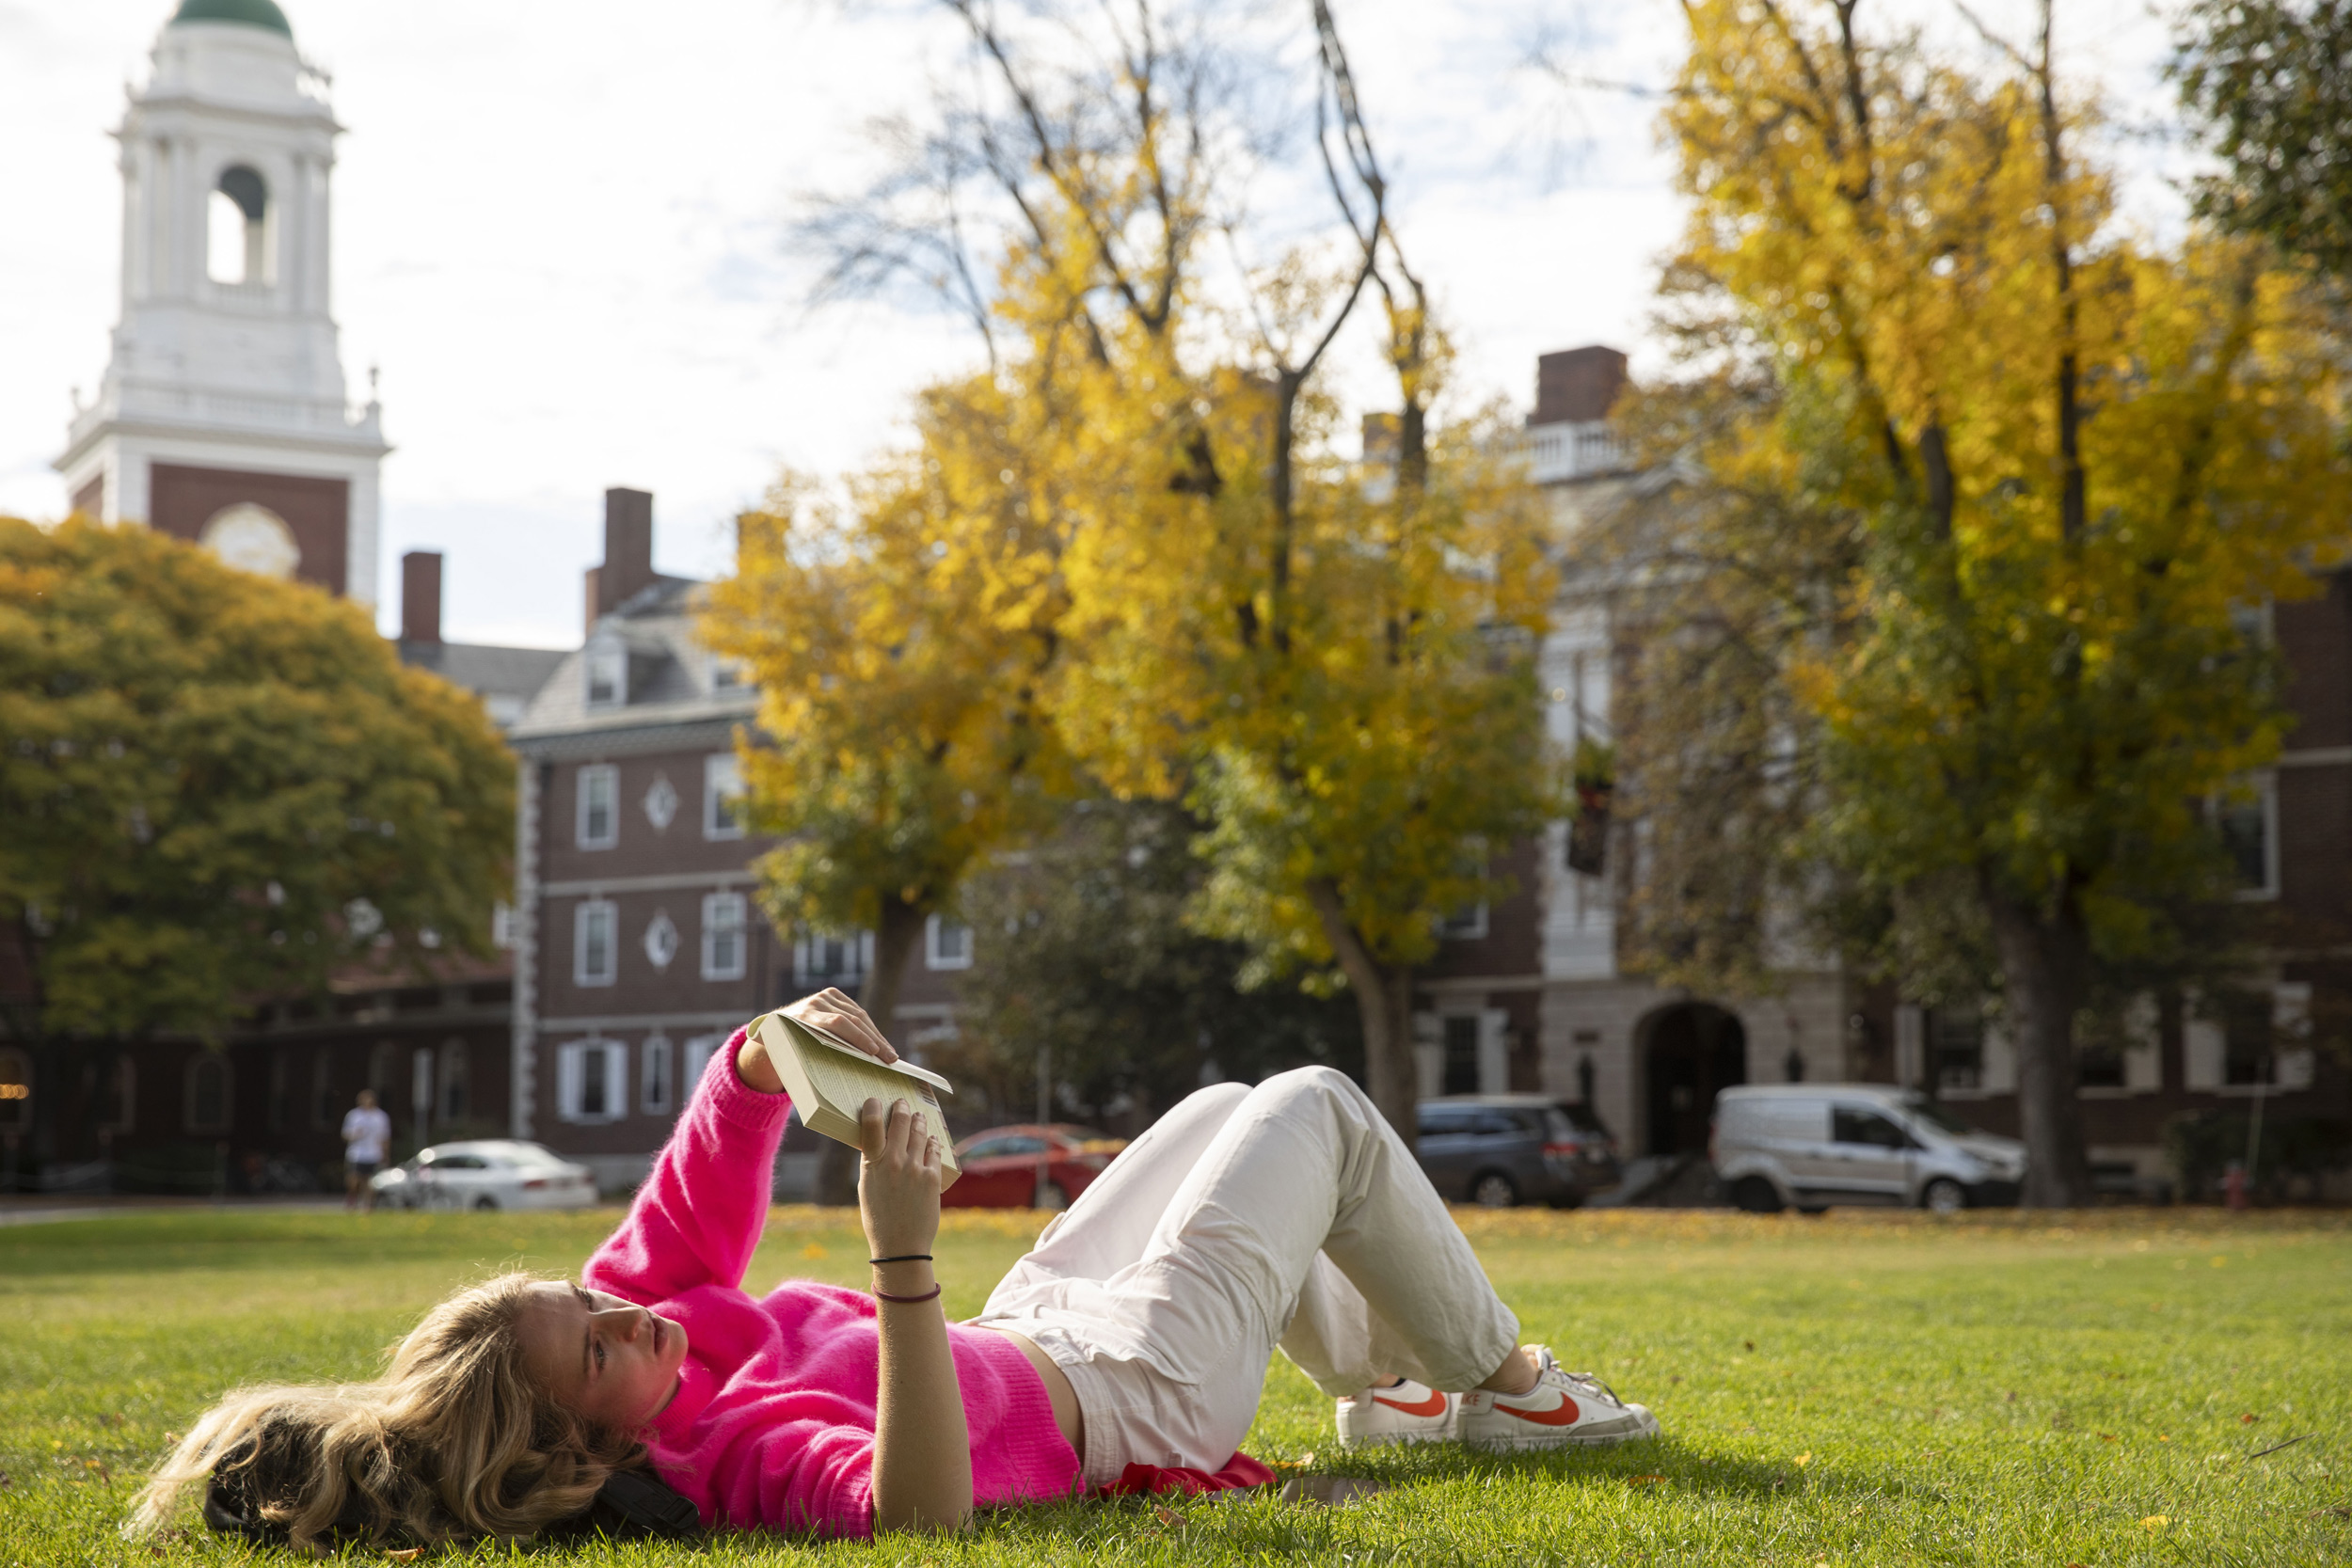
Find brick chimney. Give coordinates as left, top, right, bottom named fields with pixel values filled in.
left=1531, top=346, right=1629, bottom=426
left=588, top=487, right=657, bottom=621
left=401, top=550, right=442, bottom=643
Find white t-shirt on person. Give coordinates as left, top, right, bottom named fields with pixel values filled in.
left=342, top=1105, right=392, bottom=1164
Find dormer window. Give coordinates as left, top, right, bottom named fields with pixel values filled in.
left=585, top=637, right=627, bottom=708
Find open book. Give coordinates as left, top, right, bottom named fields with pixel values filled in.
left=748, top=1010, right=961, bottom=1180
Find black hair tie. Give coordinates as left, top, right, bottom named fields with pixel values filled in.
left=868, top=1253, right=932, bottom=1265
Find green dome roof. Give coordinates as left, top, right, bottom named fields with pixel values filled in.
left=169, top=0, right=294, bottom=39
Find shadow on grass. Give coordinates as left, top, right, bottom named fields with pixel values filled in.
left=458, top=1438, right=1908, bottom=1559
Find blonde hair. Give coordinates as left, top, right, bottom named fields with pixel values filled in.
left=128, top=1273, right=643, bottom=1549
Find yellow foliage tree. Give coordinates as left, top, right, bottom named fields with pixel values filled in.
left=782, top=0, right=1564, bottom=1143
left=1665, top=0, right=2352, bottom=1202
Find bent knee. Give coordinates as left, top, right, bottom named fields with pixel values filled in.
left=1255, top=1064, right=1370, bottom=1108
left=1174, top=1080, right=1254, bottom=1117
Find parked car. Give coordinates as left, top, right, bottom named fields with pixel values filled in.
left=1415, top=1095, right=1623, bottom=1209
left=372, top=1140, right=599, bottom=1212
left=1710, top=1085, right=2026, bottom=1213
left=944, top=1124, right=1126, bottom=1210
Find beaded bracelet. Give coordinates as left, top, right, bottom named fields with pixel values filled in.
left=873, top=1283, right=943, bottom=1305
left=868, top=1253, right=933, bottom=1265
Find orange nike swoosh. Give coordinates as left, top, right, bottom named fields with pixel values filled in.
left=1498, top=1394, right=1581, bottom=1427
left=1372, top=1387, right=1449, bottom=1418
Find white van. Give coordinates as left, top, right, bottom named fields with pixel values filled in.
left=1710, top=1084, right=2026, bottom=1214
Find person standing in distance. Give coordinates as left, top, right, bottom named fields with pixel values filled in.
left=342, top=1089, right=393, bottom=1212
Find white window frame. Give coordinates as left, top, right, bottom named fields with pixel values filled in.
left=574, top=898, right=618, bottom=988
left=184, top=1053, right=232, bottom=1135
left=702, top=892, right=748, bottom=981
left=682, top=1035, right=723, bottom=1095
left=641, top=1033, right=675, bottom=1117
left=577, top=764, right=619, bottom=850
left=2217, top=773, right=2280, bottom=901
left=584, top=636, right=628, bottom=708
left=557, top=1038, right=629, bottom=1125
left=704, top=752, right=745, bottom=841
left=104, top=1057, right=136, bottom=1133
left=926, top=913, right=974, bottom=970
left=794, top=929, right=872, bottom=988
left=1438, top=903, right=1489, bottom=942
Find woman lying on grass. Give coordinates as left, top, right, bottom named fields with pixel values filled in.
left=132, top=990, right=1658, bottom=1546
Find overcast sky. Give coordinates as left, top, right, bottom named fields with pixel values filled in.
left=0, top=0, right=2185, bottom=649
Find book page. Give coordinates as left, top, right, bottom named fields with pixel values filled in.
left=754, top=1013, right=960, bottom=1178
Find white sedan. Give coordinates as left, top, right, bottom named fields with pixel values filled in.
left=372, top=1140, right=599, bottom=1212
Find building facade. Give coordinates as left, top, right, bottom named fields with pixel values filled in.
left=1417, top=344, right=2350, bottom=1197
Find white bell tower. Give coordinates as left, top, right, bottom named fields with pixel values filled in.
left=56, top=0, right=389, bottom=605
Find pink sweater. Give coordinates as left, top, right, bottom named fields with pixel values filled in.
left=582, top=1031, right=1082, bottom=1537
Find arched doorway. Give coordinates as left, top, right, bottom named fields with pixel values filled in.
left=1642, top=1003, right=1747, bottom=1156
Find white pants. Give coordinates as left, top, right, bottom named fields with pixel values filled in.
left=973, top=1066, right=1520, bottom=1485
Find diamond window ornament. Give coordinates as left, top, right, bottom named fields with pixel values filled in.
left=644, top=909, right=679, bottom=972
left=643, top=775, right=679, bottom=832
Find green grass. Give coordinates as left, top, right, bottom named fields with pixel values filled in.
left=2, top=1206, right=2347, bottom=1565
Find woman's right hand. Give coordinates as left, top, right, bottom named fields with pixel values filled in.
left=857, top=1096, right=943, bottom=1259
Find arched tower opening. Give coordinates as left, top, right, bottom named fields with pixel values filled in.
left=207, top=164, right=272, bottom=285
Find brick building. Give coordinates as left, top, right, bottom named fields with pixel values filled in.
left=501, top=489, right=979, bottom=1190
left=1418, top=345, right=2351, bottom=1196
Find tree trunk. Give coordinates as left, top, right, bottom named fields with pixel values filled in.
left=1305, top=878, right=1418, bottom=1151
left=812, top=895, right=932, bottom=1207
left=1981, top=873, right=2092, bottom=1208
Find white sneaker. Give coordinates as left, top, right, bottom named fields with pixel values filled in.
left=1334, top=1378, right=1457, bottom=1447
left=1457, top=1346, right=1660, bottom=1449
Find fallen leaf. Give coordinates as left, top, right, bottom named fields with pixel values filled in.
left=2099, top=1433, right=2118, bottom=1442
left=1627, top=1474, right=1667, bottom=1487
left=2158, top=1434, right=2170, bottom=1442
left=1743, top=1339, right=1756, bottom=1351
left=1793, top=1452, right=1812, bottom=1467
left=387, top=1551, right=424, bottom=1563
left=1152, top=1504, right=1183, bottom=1528
left=2240, top=1413, right=2259, bottom=1424
left=2140, top=1515, right=2169, bottom=1532
left=801, top=1243, right=826, bottom=1259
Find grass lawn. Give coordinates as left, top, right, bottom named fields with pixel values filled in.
left=1, top=1205, right=2346, bottom=1566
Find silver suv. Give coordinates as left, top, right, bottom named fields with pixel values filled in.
left=1416, top=1095, right=1623, bottom=1208
left=1711, top=1084, right=2026, bottom=1213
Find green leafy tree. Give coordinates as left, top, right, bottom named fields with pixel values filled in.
left=2174, top=0, right=2352, bottom=277
left=947, top=800, right=1362, bottom=1124
left=0, top=516, right=514, bottom=1154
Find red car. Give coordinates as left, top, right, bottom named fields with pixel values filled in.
left=944, top=1123, right=1126, bottom=1209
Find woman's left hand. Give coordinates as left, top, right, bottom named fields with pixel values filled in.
left=857, top=1097, right=944, bottom=1260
